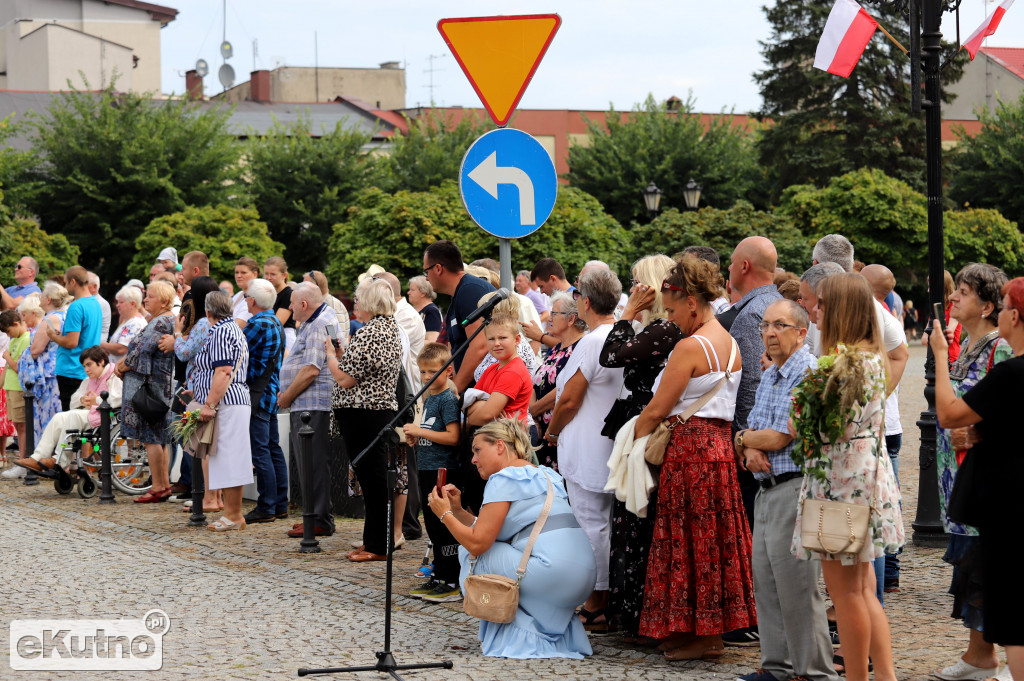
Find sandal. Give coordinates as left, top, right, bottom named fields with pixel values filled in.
left=663, top=642, right=725, bottom=661
left=578, top=607, right=611, bottom=633
left=207, top=516, right=246, bottom=532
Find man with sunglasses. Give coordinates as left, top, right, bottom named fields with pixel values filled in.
left=2, top=257, right=41, bottom=310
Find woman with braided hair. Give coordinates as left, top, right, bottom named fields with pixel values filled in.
left=427, top=417, right=596, bottom=659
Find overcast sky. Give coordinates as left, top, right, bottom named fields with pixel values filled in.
left=160, top=1, right=1024, bottom=114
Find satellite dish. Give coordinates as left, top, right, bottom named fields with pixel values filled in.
left=195, top=59, right=209, bottom=77
left=218, top=63, right=235, bottom=89
left=220, top=41, right=233, bottom=59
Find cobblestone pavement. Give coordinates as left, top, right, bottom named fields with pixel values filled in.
left=0, top=346, right=991, bottom=680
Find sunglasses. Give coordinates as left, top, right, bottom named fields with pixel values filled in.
left=661, top=280, right=686, bottom=294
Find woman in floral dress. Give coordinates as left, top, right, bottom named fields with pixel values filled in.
left=598, top=254, right=682, bottom=639
left=21, top=282, right=70, bottom=442
left=791, top=273, right=904, bottom=681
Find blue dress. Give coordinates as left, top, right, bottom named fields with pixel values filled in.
left=459, top=465, right=596, bottom=659
left=18, top=311, right=64, bottom=442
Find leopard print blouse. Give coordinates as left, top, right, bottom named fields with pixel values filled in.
left=331, top=315, right=402, bottom=411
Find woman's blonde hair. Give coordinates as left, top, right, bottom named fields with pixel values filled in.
left=17, top=293, right=44, bottom=321
left=818, top=273, right=885, bottom=358
left=41, top=281, right=72, bottom=309
left=632, top=253, right=676, bottom=327
left=147, top=281, right=177, bottom=310
left=356, top=278, right=396, bottom=317
left=466, top=265, right=500, bottom=288
left=474, top=417, right=537, bottom=462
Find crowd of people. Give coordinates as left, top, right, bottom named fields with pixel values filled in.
left=1, top=235, right=1021, bottom=680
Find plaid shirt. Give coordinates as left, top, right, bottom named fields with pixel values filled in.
left=747, top=344, right=817, bottom=480
left=278, top=303, right=337, bottom=412
left=243, top=310, right=284, bottom=415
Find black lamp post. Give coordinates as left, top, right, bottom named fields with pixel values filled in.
left=642, top=181, right=662, bottom=219
left=682, top=177, right=702, bottom=211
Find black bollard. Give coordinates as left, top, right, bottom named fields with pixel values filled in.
left=22, top=381, right=39, bottom=486
left=298, top=412, right=321, bottom=553
left=98, top=391, right=115, bottom=504
left=188, top=452, right=207, bottom=527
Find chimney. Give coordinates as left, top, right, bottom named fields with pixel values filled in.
left=250, top=69, right=271, bottom=103
left=185, top=69, right=203, bottom=99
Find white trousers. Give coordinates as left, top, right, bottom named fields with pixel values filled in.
left=32, top=409, right=92, bottom=467
left=564, top=477, right=614, bottom=591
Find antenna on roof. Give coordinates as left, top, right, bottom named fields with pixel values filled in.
left=424, top=53, right=447, bottom=105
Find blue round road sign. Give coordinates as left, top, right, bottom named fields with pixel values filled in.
left=459, top=128, right=558, bottom=239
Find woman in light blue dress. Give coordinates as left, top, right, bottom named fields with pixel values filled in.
left=20, top=282, right=69, bottom=441
left=427, top=417, right=596, bottom=659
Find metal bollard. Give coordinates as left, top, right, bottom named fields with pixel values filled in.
left=298, top=412, right=320, bottom=553
left=188, top=452, right=207, bottom=527
left=22, top=381, right=39, bottom=486
left=98, top=391, right=115, bottom=504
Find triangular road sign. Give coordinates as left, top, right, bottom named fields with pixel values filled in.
left=438, top=14, right=561, bottom=126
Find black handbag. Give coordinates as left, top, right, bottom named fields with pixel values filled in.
left=132, top=377, right=169, bottom=426
left=947, top=449, right=984, bottom=528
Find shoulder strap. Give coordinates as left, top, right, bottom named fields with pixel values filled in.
left=692, top=335, right=717, bottom=371
left=673, top=337, right=737, bottom=426
left=515, top=474, right=555, bottom=579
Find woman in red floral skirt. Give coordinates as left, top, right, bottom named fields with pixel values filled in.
left=633, top=254, right=756, bottom=660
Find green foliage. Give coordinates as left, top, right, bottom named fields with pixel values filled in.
left=949, top=93, right=1024, bottom=229
left=631, top=202, right=810, bottom=275
left=777, top=168, right=929, bottom=281
left=0, top=115, right=36, bottom=213
left=244, top=115, right=380, bottom=273
left=22, top=85, right=242, bottom=286
left=566, top=95, right=764, bottom=227
left=755, top=0, right=965, bottom=200
left=944, top=208, right=1023, bottom=277
left=326, top=181, right=628, bottom=292
left=379, top=109, right=493, bottom=193
left=128, top=205, right=284, bottom=283
left=0, top=187, right=80, bottom=285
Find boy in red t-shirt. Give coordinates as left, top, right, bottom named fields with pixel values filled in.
left=466, top=314, right=532, bottom=426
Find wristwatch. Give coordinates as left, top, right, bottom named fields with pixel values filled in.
left=735, top=430, right=746, bottom=449
left=547, top=432, right=559, bottom=441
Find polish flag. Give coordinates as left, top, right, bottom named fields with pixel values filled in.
left=962, top=0, right=1015, bottom=60
left=814, top=0, right=880, bottom=78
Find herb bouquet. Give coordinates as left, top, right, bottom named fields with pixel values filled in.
left=790, top=344, right=874, bottom=484
left=169, top=409, right=203, bottom=446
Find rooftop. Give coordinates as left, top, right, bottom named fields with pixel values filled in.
left=979, top=46, right=1024, bottom=81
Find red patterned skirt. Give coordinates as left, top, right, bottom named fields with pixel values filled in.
left=638, top=416, right=756, bottom=638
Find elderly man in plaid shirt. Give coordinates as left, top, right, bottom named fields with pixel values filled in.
left=277, top=282, right=338, bottom=538
left=242, top=278, right=286, bottom=524
left=732, top=299, right=837, bottom=681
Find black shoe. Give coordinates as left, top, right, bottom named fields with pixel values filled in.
left=174, top=492, right=192, bottom=500
left=723, top=625, right=760, bottom=647
left=883, top=577, right=899, bottom=593
left=274, top=511, right=289, bottom=519
left=243, top=509, right=277, bottom=524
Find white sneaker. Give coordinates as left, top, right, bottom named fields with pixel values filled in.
left=991, top=667, right=1013, bottom=681
left=2, top=466, right=27, bottom=479
left=935, top=659, right=1000, bottom=681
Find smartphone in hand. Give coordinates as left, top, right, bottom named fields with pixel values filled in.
left=933, top=302, right=947, bottom=332
left=436, top=467, right=447, bottom=498
left=326, top=323, right=341, bottom=350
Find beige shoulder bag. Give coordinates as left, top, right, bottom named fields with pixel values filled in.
left=644, top=337, right=738, bottom=465
left=463, top=474, right=555, bottom=624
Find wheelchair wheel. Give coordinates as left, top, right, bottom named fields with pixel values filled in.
left=77, top=476, right=97, bottom=499
left=54, top=476, right=74, bottom=495
left=110, top=425, right=152, bottom=496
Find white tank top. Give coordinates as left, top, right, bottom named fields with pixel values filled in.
left=652, top=334, right=741, bottom=420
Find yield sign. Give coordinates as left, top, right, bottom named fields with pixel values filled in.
left=437, top=14, right=561, bottom=127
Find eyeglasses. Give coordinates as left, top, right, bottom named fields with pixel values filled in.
left=550, top=311, right=573, bottom=317
left=572, top=289, right=583, bottom=301
left=422, top=263, right=438, bottom=277
left=757, top=321, right=801, bottom=333
left=15, top=264, right=26, bottom=270
left=630, top=278, right=641, bottom=288
left=661, top=280, right=686, bottom=294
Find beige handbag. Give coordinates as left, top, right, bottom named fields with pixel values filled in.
left=463, top=475, right=554, bottom=624
left=644, top=338, right=738, bottom=465
left=800, top=404, right=885, bottom=556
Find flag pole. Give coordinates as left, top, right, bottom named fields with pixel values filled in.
left=877, top=22, right=909, bottom=54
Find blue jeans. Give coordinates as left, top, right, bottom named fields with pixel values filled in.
left=250, top=408, right=288, bottom=515
left=884, top=434, right=902, bottom=584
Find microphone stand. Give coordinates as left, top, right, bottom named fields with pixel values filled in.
left=298, top=310, right=493, bottom=679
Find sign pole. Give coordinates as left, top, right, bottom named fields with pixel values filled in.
left=499, top=238, right=513, bottom=290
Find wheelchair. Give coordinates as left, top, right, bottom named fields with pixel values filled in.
left=35, top=411, right=152, bottom=498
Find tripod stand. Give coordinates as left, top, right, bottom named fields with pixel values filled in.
left=298, top=313, right=491, bottom=679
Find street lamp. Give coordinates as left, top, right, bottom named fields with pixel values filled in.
left=642, top=181, right=662, bottom=219
left=682, top=177, right=702, bottom=211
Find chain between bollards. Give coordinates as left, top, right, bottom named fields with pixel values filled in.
left=22, top=381, right=39, bottom=486
left=97, top=391, right=115, bottom=503
left=298, top=411, right=321, bottom=553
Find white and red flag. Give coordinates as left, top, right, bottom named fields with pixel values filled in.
left=814, top=0, right=880, bottom=78
left=962, top=0, right=1015, bottom=60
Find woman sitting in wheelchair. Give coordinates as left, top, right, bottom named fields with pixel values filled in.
left=15, top=346, right=122, bottom=472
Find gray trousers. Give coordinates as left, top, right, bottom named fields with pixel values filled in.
left=290, top=410, right=335, bottom=531
left=753, top=477, right=837, bottom=681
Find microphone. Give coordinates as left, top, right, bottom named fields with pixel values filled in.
left=461, top=288, right=510, bottom=327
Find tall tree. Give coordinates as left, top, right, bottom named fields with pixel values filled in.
left=244, top=115, right=379, bottom=273
left=754, top=0, right=964, bottom=200
left=23, top=85, right=242, bottom=286
left=380, top=109, right=493, bottom=193
left=566, top=95, right=764, bottom=227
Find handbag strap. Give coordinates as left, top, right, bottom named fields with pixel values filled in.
left=515, top=474, right=555, bottom=580
left=668, top=336, right=738, bottom=427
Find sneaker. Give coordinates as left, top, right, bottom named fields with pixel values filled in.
left=737, top=669, right=779, bottom=681
left=2, top=466, right=26, bottom=479
left=420, top=583, right=462, bottom=603
left=408, top=579, right=440, bottom=598
left=723, top=625, right=760, bottom=647
left=829, top=629, right=840, bottom=647
left=934, top=658, right=999, bottom=681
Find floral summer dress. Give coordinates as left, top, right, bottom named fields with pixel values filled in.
left=791, top=352, right=905, bottom=565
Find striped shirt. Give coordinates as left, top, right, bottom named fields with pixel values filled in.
left=747, top=344, right=817, bottom=480
left=191, top=318, right=250, bottom=407
left=279, top=302, right=337, bottom=412
left=243, top=310, right=284, bottom=415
